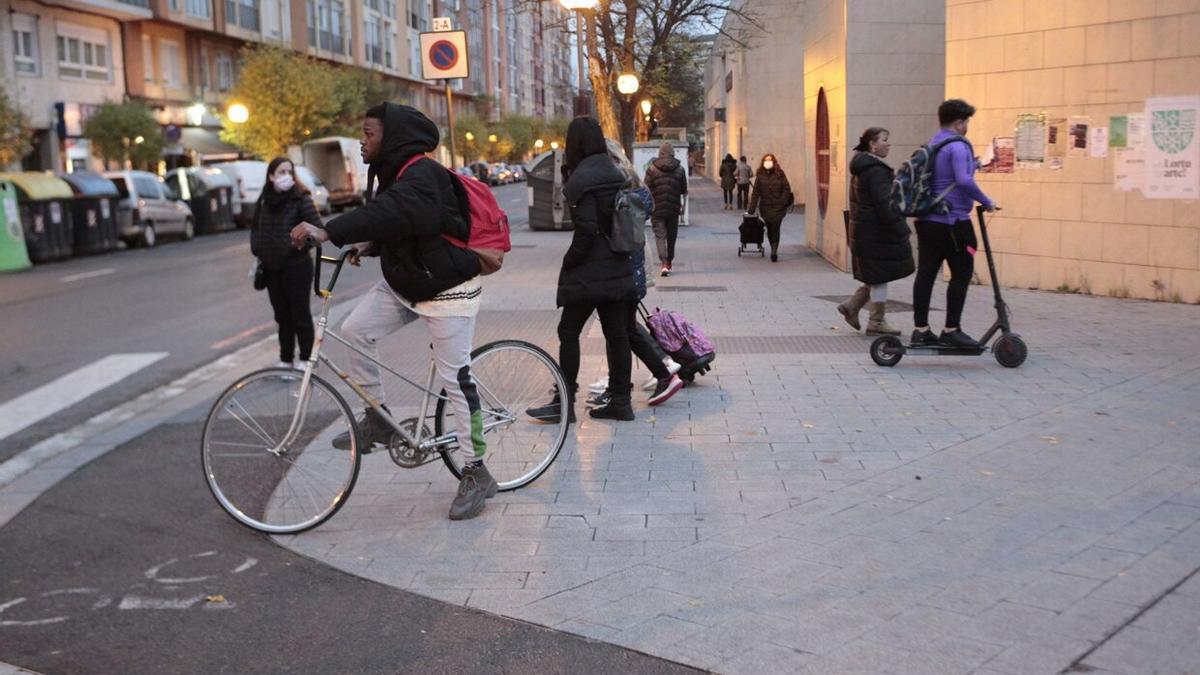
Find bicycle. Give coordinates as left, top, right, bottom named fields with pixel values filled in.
left=201, top=247, right=570, bottom=534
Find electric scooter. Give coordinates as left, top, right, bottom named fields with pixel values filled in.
left=869, top=205, right=1028, bottom=368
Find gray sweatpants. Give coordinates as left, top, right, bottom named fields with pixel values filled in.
left=340, top=281, right=484, bottom=463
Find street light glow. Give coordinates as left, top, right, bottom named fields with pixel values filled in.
left=640, top=99, right=652, bottom=115
left=534, top=139, right=545, bottom=150
left=558, top=0, right=599, bottom=9
left=465, top=131, right=475, bottom=141
left=617, top=73, right=640, bottom=96
left=550, top=141, right=559, bottom=150
left=227, top=102, right=249, bottom=124
left=134, top=136, right=145, bottom=144
left=488, top=134, right=498, bottom=143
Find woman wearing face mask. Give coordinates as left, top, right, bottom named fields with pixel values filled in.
left=837, top=127, right=914, bottom=336
left=747, top=154, right=794, bottom=262
left=251, top=157, right=321, bottom=369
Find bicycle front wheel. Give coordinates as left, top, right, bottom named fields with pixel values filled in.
left=436, top=340, right=569, bottom=490
left=201, top=368, right=361, bottom=534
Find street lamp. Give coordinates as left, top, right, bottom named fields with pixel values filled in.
left=534, top=139, right=545, bottom=151
left=550, top=141, right=559, bottom=150
left=227, top=102, right=249, bottom=124
left=465, top=131, right=475, bottom=142
left=488, top=134, right=498, bottom=143
left=617, top=73, right=640, bottom=96
left=559, top=0, right=598, bottom=116
left=133, top=136, right=145, bottom=145
left=640, top=99, right=652, bottom=116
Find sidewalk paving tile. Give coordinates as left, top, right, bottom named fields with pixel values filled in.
left=276, top=178, right=1200, bottom=672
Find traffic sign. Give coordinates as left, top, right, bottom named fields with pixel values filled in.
left=419, top=30, right=468, bottom=80
left=432, top=16, right=452, bottom=32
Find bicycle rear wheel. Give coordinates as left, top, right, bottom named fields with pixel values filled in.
left=201, top=368, right=360, bottom=534
left=436, top=340, right=569, bottom=490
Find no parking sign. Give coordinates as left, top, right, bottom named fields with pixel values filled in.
left=419, top=30, right=469, bottom=80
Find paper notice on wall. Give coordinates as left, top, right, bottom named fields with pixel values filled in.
left=1144, top=96, right=1200, bottom=199
left=1068, top=117, right=1090, bottom=157
left=1015, top=114, right=1045, bottom=168
left=1046, top=118, right=1067, bottom=169
left=1090, top=127, right=1109, bottom=157
left=1111, top=113, right=1146, bottom=149
left=988, top=137, right=1015, bottom=173
left=1114, top=148, right=1144, bottom=192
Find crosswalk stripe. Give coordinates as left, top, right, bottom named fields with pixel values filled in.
left=0, top=353, right=169, bottom=442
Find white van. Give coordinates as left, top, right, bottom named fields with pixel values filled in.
left=302, top=137, right=367, bottom=209
left=210, top=160, right=268, bottom=226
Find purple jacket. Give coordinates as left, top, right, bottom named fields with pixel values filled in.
left=924, top=129, right=994, bottom=225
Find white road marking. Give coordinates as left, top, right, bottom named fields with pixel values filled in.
left=232, top=558, right=257, bottom=574
left=117, top=595, right=207, bottom=611
left=60, top=268, right=115, bottom=283
left=0, top=353, right=169, bottom=442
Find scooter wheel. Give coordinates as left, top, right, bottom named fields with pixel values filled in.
left=993, top=334, right=1027, bottom=368
left=870, top=336, right=904, bottom=367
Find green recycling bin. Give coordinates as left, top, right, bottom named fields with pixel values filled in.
left=0, top=172, right=75, bottom=263
left=0, top=179, right=31, bottom=272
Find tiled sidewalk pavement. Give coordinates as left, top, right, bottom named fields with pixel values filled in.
left=282, top=179, right=1200, bottom=674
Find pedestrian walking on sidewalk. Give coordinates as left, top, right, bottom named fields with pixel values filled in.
left=587, top=165, right=684, bottom=410
left=251, top=157, right=319, bottom=370
left=911, top=99, right=998, bottom=349
left=644, top=141, right=688, bottom=277
left=735, top=156, right=753, bottom=210
left=719, top=154, right=737, bottom=210
left=527, top=116, right=639, bottom=423
left=748, top=153, right=794, bottom=262
left=838, top=127, right=915, bottom=336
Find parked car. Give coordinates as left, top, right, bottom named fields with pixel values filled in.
left=295, top=165, right=330, bottom=214
left=302, top=137, right=368, bottom=210
left=510, top=164, right=527, bottom=182
left=453, top=166, right=478, bottom=181
left=489, top=163, right=514, bottom=186
left=104, top=170, right=194, bottom=247
left=209, top=160, right=268, bottom=226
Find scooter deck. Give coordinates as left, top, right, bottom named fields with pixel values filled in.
left=896, top=343, right=987, bottom=356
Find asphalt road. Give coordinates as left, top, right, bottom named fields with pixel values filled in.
left=0, top=182, right=531, bottom=463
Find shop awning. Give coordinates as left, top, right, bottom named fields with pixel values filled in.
left=180, top=127, right=243, bottom=162
left=0, top=173, right=74, bottom=200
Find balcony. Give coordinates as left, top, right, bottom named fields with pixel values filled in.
left=41, top=0, right=153, bottom=20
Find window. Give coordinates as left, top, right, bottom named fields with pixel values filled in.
left=227, top=0, right=259, bottom=30
left=815, top=86, right=830, bottom=218
left=11, top=14, right=38, bottom=76
left=363, top=3, right=394, bottom=69
left=56, top=23, right=109, bottom=82
left=142, top=35, right=154, bottom=82
left=134, top=176, right=161, bottom=200
left=262, top=0, right=289, bottom=40
left=160, top=39, right=184, bottom=89
left=198, top=46, right=209, bottom=88
left=216, top=54, right=232, bottom=91
left=308, top=0, right=345, bottom=53
left=185, top=0, right=211, bottom=18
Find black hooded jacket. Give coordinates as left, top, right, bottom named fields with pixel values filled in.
left=322, top=103, right=479, bottom=302
left=556, top=153, right=637, bottom=307
left=848, top=152, right=914, bottom=284
left=644, top=156, right=688, bottom=219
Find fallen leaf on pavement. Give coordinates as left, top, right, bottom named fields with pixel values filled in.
left=205, top=595, right=226, bottom=604
left=1040, top=436, right=1059, bottom=444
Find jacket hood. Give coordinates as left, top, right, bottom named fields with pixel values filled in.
left=368, top=102, right=440, bottom=198
left=563, top=153, right=625, bottom=203
left=850, top=151, right=888, bottom=176
left=653, top=156, right=681, bottom=172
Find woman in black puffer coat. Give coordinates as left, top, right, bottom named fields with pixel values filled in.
left=251, top=157, right=320, bottom=367
left=527, top=117, right=638, bottom=423
left=748, top=153, right=793, bottom=262
left=837, top=127, right=915, bottom=336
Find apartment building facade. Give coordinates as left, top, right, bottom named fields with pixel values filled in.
left=1, top=0, right=576, bottom=172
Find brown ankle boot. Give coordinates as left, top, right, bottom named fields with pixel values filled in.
left=836, top=286, right=870, bottom=331
left=865, top=302, right=901, bottom=336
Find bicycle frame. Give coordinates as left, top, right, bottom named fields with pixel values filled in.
left=272, top=246, right=514, bottom=459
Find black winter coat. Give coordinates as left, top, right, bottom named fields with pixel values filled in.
left=749, top=168, right=793, bottom=222
left=556, top=153, right=637, bottom=307
left=719, top=158, right=737, bottom=191
left=644, top=156, right=688, bottom=219
left=848, top=152, right=915, bottom=285
left=251, top=190, right=320, bottom=271
left=322, top=103, right=479, bottom=303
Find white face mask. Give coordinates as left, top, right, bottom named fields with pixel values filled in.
left=272, top=174, right=295, bottom=192
left=763, top=161, right=775, bottom=170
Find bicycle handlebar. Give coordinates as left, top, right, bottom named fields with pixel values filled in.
left=312, top=242, right=352, bottom=296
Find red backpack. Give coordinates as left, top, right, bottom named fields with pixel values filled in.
left=397, top=155, right=511, bottom=274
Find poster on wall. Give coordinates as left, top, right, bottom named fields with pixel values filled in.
left=1015, top=114, right=1045, bottom=168
left=1110, top=113, right=1146, bottom=149
left=1068, top=117, right=1091, bottom=157
left=1089, top=127, right=1109, bottom=158
left=1114, top=148, right=1144, bottom=192
left=1046, top=118, right=1067, bottom=169
left=980, top=137, right=1015, bottom=173
left=1144, top=96, right=1200, bottom=199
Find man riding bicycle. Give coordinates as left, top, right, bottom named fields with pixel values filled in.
left=291, top=102, right=494, bottom=521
